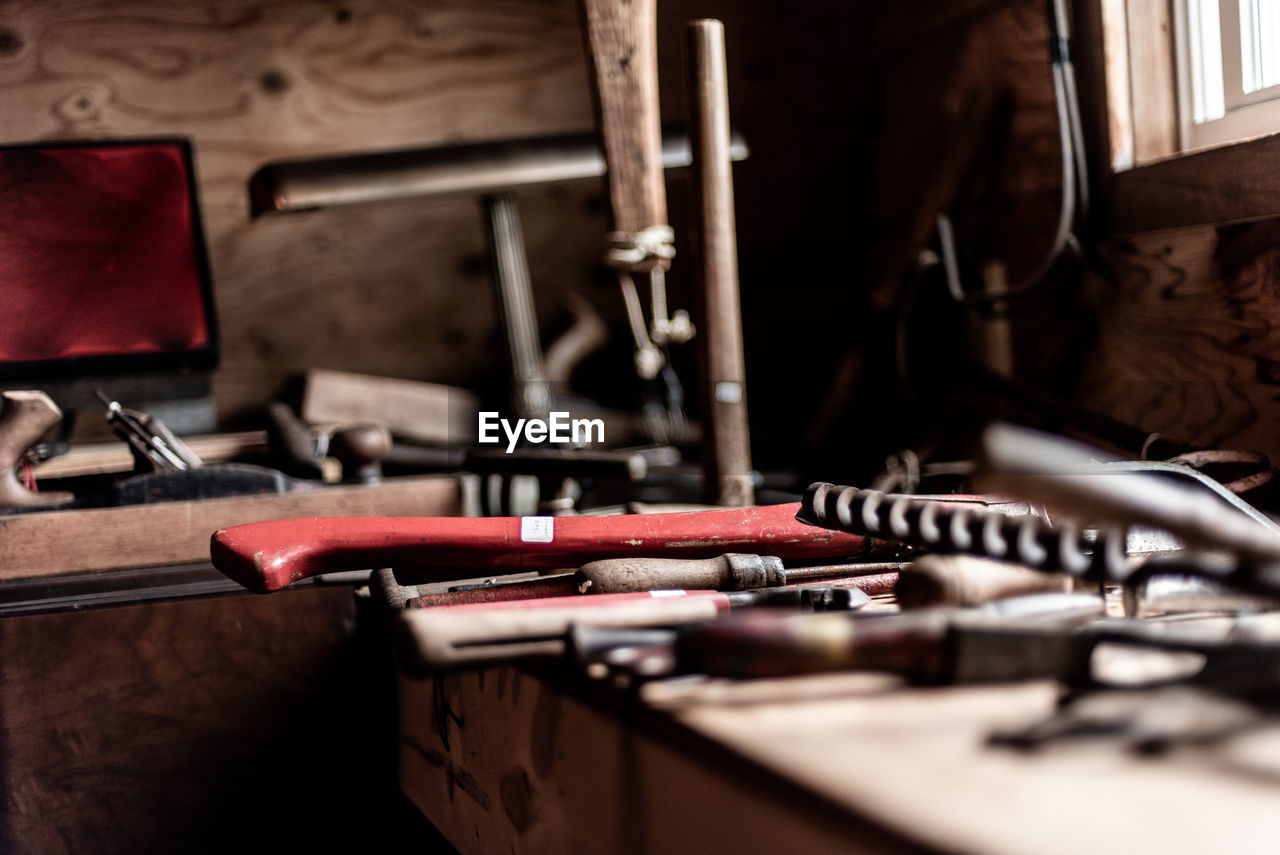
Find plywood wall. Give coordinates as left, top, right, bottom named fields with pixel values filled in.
left=0, top=0, right=867, bottom=460
left=1074, top=222, right=1280, bottom=460
left=6, top=0, right=1263, bottom=474
left=848, top=0, right=1280, bottom=469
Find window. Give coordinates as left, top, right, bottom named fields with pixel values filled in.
left=1178, top=0, right=1280, bottom=150
left=1089, top=0, right=1280, bottom=234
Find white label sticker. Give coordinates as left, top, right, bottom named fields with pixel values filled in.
left=648, top=590, right=688, bottom=598
left=714, top=381, right=743, bottom=404
left=520, top=516, right=555, bottom=543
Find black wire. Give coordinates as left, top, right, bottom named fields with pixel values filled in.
left=939, top=0, right=1088, bottom=306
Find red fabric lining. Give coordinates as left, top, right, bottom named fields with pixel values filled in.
left=0, top=143, right=211, bottom=362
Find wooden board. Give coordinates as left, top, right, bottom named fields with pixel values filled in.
left=302, top=368, right=479, bottom=444
left=0, top=474, right=459, bottom=580
left=1070, top=221, right=1280, bottom=464
left=31, top=431, right=269, bottom=478
left=1124, top=0, right=1179, bottom=165
left=0, top=586, right=448, bottom=854
left=398, top=667, right=922, bottom=855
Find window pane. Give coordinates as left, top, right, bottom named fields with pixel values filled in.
left=1240, top=0, right=1280, bottom=92
left=1191, top=0, right=1226, bottom=121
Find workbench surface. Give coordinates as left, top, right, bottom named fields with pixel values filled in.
left=398, top=625, right=1280, bottom=854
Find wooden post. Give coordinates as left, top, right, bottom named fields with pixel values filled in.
left=577, top=0, right=669, bottom=246
left=685, top=20, right=754, bottom=507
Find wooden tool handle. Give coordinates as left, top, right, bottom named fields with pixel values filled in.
left=686, top=19, right=753, bottom=506
left=578, top=0, right=669, bottom=243
left=210, top=503, right=873, bottom=593
left=575, top=553, right=784, bottom=594
left=678, top=610, right=951, bottom=680
left=0, top=391, right=73, bottom=507
left=894, top=555, right=1072, bottom=609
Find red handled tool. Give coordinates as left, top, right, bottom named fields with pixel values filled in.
left=211, top=503, right=877, bottom=594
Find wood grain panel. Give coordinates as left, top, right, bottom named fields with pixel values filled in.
left=1074, top=222, right=1280, bottom=461
left=0, top=0, right=602, bottom=429
left=399, top=667, right=916, bottom=854
left=0, top=588, right=444, bottom=854
left=0, top=0, right=872, bottom=457
left=1125, top=0, right=1179, bottom=164
left=0, top=474, right=459, bottom=580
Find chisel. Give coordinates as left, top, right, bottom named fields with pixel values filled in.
left=573, top=554, right=906, bottom=595
left=397, top=559, right=905, bottom=608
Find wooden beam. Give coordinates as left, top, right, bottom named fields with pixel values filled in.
left=1126, top=0, right=1179, bottom=164
left=1106, top=132, right=1280, bottom=235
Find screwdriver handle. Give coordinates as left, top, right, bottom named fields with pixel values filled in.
left=676, top=610, right=950, bottom=680
left=575, top=553, right=784, bottom=594
left=895, top=555, right=1073, bottom=609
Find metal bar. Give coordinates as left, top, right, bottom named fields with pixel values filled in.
left=248, top=126, right=748, bottom=216
left=483, top=193, right=554, bottom=421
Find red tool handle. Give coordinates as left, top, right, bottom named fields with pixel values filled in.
left=211, top=503, right=871, bottom=593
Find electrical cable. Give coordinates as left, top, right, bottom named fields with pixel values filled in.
left=940, top=0, right=1087, bottom=305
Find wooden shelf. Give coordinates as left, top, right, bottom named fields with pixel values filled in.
left=0, top=475, right=460, bottom=582
left=1106, top=133, right=1280, bottom=236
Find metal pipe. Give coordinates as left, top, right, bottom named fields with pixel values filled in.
left=249, top=126, right=748, bottom=216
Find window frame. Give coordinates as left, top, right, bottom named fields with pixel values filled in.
left=1177, top=0, right=1280, bottom=151
left=1082, top=0, right=1280, bottom=236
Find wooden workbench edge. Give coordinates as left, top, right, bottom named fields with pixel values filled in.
left=0, top=475, right=460, bottom=581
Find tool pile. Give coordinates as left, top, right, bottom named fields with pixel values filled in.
left=198, top=7, right=1280, bottom=760
left=207, top=418, right=1280, bottom=754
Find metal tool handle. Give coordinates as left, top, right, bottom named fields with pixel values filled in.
left=96, top=391, right=203, bottom=472
left=978, top=422, right=1280, bottom=563
left=396, top=595, right=723, bottom=673
left=210, top=503, right=875, bottom=593
left=799, top=482, right=1127, bottom=581
left=483, top=193, right=554, bottom=422
left=407, top=573, right=579, bottom=608
left=578, top=0, right=669, bottom=244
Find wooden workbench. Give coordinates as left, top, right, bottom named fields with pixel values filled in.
left=398, top=635, right=1280, bottom=854
left=0, top=474, right=463, bottom=853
